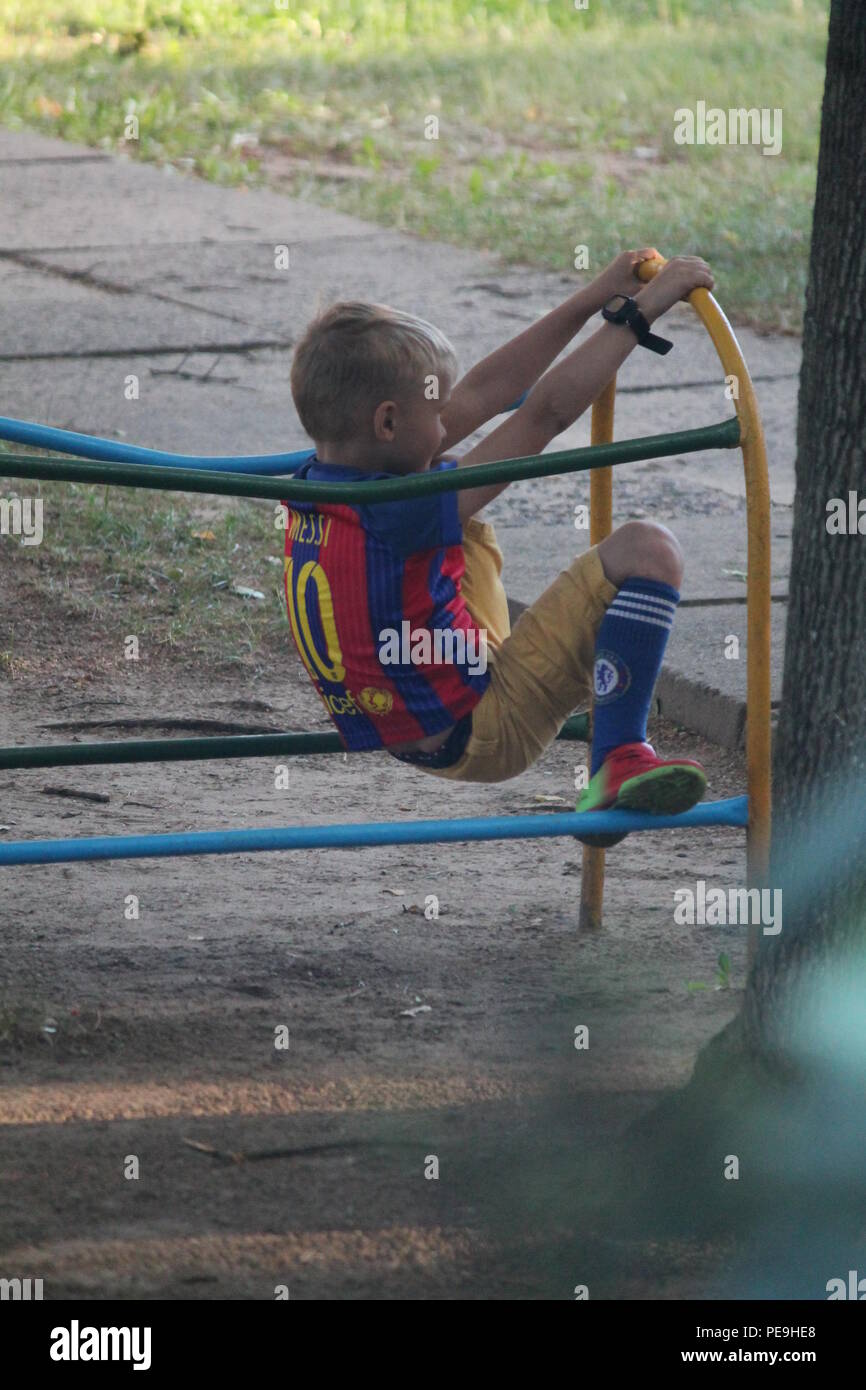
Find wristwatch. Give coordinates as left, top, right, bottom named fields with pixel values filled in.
left=602, top=294, right=673, bottom=355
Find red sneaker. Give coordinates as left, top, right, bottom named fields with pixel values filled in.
left=575, top=741, right=707, bottom=848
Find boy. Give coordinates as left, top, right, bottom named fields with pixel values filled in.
left=282, top=250, right=714, bottom=844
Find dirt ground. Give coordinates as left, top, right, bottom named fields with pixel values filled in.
left=0, top=547, right=751, bottom=1300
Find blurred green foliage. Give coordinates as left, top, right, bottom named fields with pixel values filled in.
left=0, top=0, right=828, bottom=326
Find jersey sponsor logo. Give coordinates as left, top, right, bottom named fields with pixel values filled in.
left=319, top=688, right=362, bottom=718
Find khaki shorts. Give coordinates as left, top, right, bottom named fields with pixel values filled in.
left=423, top=520, right=617, bottom=783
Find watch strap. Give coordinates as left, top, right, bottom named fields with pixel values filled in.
left=603, top=296, right=673, bottom=355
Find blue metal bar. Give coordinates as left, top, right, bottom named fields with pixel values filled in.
left=0, top=797, right=748, bottom=866
left=0, top=415, right=313, bottom=474
left=0, top=394, right=528, bottom=474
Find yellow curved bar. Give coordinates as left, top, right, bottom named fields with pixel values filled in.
left=577, top=257, right=772, bottom=944
left=636, top=257, right=772, bottom=928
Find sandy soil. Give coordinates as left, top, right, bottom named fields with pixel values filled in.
left=0, top=554, right=749, bottom=1300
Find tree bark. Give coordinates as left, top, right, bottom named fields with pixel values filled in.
left=741, top=0, right=866, bottom=1068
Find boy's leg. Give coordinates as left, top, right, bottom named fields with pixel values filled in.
left=417, top=538, right=618, bottom=784
left=414, top=521, right=705, bottom=814
left=575, top=520, right=705, bottom=844
left=589, top=520, right=682, bottom=769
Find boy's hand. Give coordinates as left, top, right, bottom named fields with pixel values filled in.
left=637, top=255, right=714, bottom=323
left=594, top=248, right=661, bottom=305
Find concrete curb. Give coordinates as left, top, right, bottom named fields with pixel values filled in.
left=654, top=665, right=746, bottom=751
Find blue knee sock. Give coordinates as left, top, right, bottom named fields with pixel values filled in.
left=590, top=577, right=680, bottom=775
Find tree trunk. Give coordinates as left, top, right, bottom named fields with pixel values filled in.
left=741, top=0, right=866, bottom=1068
left=606, top=3, right=866, bottom=1268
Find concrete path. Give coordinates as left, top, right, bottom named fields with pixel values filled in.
left=0, top=128, right=800, bottom=747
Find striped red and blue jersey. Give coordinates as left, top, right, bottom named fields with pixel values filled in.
left=281, top=457, right=491, bottom=751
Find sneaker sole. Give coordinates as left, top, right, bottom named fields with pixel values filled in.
left=573, top=830, right=629, bottom=849
left=615, top=764, right=707, bottom=815
left=574, top=764, right=707, bottom=848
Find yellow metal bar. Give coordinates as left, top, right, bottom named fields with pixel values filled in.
left=637, top=257, right=772, bottom=959
left=578, top=380, right=617, bottom=932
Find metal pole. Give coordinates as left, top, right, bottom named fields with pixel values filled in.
left=636, top=257, right=772, bottom=964
left=578, top=380, right=618, bottom=932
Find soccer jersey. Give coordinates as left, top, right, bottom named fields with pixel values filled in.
left=281, top=457, right=492, bottom=751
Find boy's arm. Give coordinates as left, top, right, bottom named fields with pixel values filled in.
left=452, top=256, right=714, bottom=525
left=439, top=248, right=659, bottom=453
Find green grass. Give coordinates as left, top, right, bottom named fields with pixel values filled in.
left=0, top=0, right=827, bottom=329
left=0, top=452, right=290, bottom=673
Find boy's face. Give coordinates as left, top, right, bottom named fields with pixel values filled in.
left=373, top=378, right=451, bottom=472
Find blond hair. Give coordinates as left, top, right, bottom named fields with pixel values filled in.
left=290, top=300, right=459, bottom=443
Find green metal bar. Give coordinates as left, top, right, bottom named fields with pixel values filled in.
left=0, top=731, right=345, bottom=770
left=0, top=419, right=740, bottom=503
left=0, top=712, right=590, bottom=771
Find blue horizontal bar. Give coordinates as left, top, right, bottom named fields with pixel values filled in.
left=0, top=797, right=748, bottom=866
left=0, top=415, right=313, bottom=474
left=0, top=395, right=530, bottom=475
